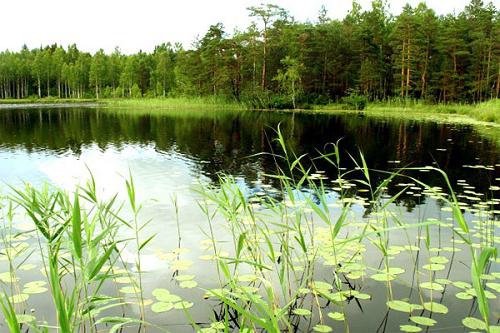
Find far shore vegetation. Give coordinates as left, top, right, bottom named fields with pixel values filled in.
left=0, top=1, right=498, bottom=112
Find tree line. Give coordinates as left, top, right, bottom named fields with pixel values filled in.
left=0, top=0, right=498, bottom=107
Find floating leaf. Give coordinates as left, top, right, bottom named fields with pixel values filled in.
left=180, top=280, right=198, bottom=289
left=175, top=275, right=195, bottom=282
left=292, top=308, right=311, bottom=316
left=400, top=325, right=422, bottom=332
left=462, top=317, right=486, bottom=330
left=311, top=281, right=333, bottom=291
left=152, top=288, right=170, bottom=299
left=313, top=324, right=332, bottom=332
left=387, top=300, right=422, bottom=313
left=423, top=302, right=448, bottom=314
left=151, top=302, right=173, bottom=313
left=354, top=293, right=371, bottom=300
left=486, top=282, right=500, bottom=293
left=16, top=314, right=35, bottom=323
left=327, top=312, right=345, bottom=321
left=119, top=286, right=139, bottom=294
left=410, top=316, right=436, bottom=326
left=422, top=264, right=445, bottom=271
left=455, top=292, right=473, bottom=300
left=173, top=301, right=193, bottom=309
left=419, top=282, right=444, bottom=292
left=9, top=294, right=28, bottom=303
left=23, top=286, right=48, bottom=294
left=24, top=281, right=46, bottom=288
left=453, top=281, right=472, bottom=289
left=429, top=256, right=449, bottom=264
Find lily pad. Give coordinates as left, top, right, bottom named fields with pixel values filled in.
left=327, top=311, right=345, bottom=321
left=423, top=302, right=448, bottom=314
left=462, top=317, right=486, bottom=330
left=313, top=325, right=332, bottom=332
left=400, top=325, right=422, bottom=332
left=179, top=280, right=198, bottom=289
left=409, top=316, right=436, bottom=326
left=151, top=302, right=173, bottom=313
left=419, top=282, right=444, bottom=292
left=292, top=308, right=311, bottom=316
left=387, top=300, right=422, bottom=313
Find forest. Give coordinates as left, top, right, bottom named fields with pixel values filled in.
left=0, top=0, right=498, bottom=108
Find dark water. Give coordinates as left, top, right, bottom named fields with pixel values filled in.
left=0, top=107, right=497, bottom=201
left=0, top=106, right=498, bottom=332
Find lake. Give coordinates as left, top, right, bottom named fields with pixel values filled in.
left=0, top=106, right=498, bottom=332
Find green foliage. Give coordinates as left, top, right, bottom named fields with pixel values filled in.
left=341, top=89, right=368, bottom=110
left=0, top=1, right=497, bottom=104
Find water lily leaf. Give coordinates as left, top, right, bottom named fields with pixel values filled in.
left=152, top=288, right=170, bottom=298
left=486, top=282, right=500, bottom=292
left=400, top=325, right=422, bottom=332
left=151, top=302, right=173, bottom=313
left=24, top=281, right=46, bottom=288
left=23, top=286, right=48, bottom=294
left=455, top=292, right=473, bottom=300
left=180, top=280, right=198, bottom=289
left=387, top=300, right=422, bottom=313
left=419, top=282, right=444, bottom=292
left=292, top=308, right=311, bottom=316
left=173, top=301, right=193, bottom=309
left=16, top=314, right=36, bottom=323
left=409, top=316, right=436, bottom=326
left=422, top=264, right=445, bottom=271
left=429, top=256, right=448, bottom=264
left=462, top=317, right=486, bottom=330
left=453, top=281, right=472, bottom=289
left=435, top=278, right=452, bottom=285
left=210, top=322, right=225, bottom=329
left=18, top=264, right=37, bottom=271
left=313, top=324, right=332, bottom=332
left=423, top=302, right=448, bottom=314
left=119, top=286, right=139, bottom=294
left=175, top=275, right=196, bottom=282
left=354, top=293, right=371, bottom=300
left=9, top=293, right=28, bottom=303
left=327, top=311, right=345, bottom=321
left=311, top=281, right=333, bottom=291
left=170, top=260, right=193, bottom=271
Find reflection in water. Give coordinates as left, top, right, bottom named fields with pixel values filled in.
left=0, top=107, right=497, bottom=212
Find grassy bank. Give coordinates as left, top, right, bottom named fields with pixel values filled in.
left=315, top=99, right=500, bottom=123
left=0, top=97, right=98, bottom=105
left=102, top=96, right=247, bottom=110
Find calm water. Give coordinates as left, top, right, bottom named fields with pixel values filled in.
left=0, top=106, right=498, bottom=332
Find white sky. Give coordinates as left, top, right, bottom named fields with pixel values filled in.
left=0, top=0, right=475, bottom=54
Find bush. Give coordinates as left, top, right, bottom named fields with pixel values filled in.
left=342, top=89, right=368, bottom=110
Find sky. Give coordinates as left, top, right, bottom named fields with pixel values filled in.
left=0, top=0, right=474, bottom=54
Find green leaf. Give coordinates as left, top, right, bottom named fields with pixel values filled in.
left=400, top=325, right=422, bottom=332
left=409, top=316, right=436, bottom=326
left=313, top=324, right=332, bottom=332
left=151, top=302, right=173, bottom=313
left=423, top=302, right=448, bottom=314
left=462, top=317, right=487, bottom=330
left=72, top=191, right=82, bottom=260
left=292, top=308, right=311, bottom=316
left=387, top=300, right=422, bottom=313
left=327, top=311, right=345, bottom=321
